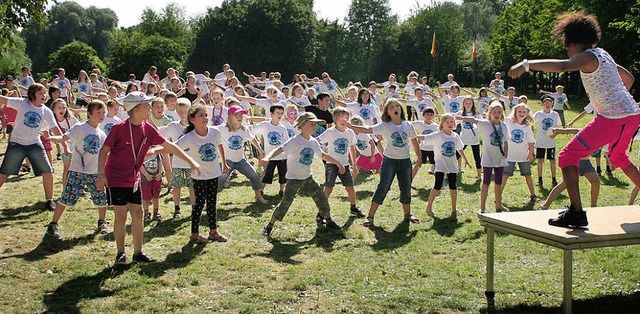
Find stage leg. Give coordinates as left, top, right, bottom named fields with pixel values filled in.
left=563, top=249, right=573, bottom=314
left=485, top=228, right=495, bottom=307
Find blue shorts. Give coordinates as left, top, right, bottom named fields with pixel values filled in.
left=58, top=171, right=108, bottom=207
left=324, top=163, right=354, bottom=187
left=578, top=159, right=596, bottom=176
left=0, top=142, right=53, bottom=176
left=504, top=161, right=532, bottom=176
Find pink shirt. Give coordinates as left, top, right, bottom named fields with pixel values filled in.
left=104, top=119, right=165, bottom=187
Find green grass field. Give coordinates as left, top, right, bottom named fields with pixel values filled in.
left=2, top=95, right=640, bottom=313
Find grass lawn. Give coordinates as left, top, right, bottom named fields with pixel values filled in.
left=2, top=95, right=640, bottom=313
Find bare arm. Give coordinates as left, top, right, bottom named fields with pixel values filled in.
left=321, top=152, right=346, bottom=174
left=618, top=65, right=635, bottom=91
left=160, top=140, right=201, bottom=175
left=410, top=138, right=422, bottom=167
left=508, top=52, right=599, bottom=79
left=565, top=110, right=587, bottom=127
left=259, top=147, right=284, bottom=167
left=344, top=121, right=373, bottom=134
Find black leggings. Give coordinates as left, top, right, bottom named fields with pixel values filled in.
left=192, top=178, right=218, bottom=233
left=464, top=144, right=481, bottom=169
left=262, top=159, right=287, bottom=184
left=434, top=172, right=457, bottom=190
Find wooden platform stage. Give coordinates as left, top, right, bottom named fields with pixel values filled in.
left=479, top=205, right=640, bottom=314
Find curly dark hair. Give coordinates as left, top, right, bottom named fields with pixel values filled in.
left=552, top=12, right=601, bottom=48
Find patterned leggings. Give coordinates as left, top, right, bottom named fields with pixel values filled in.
left=192, top=178, right=219, bottom=234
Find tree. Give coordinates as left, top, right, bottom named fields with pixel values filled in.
left=0, top=0, right=48, bottom=47
left=309, top=19, right=352, bottom=82
left=0, top=35, right=32, bottom=79
left=48, top=42, right=107, bottom=80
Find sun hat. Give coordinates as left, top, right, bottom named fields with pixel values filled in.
left=228, top=104, right=248, bottom=116
left=295, top=112, right=326, bottom=127
left=118, top=91, right=155, bottom=111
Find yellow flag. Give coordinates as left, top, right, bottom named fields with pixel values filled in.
left=430, top=32, right=436, bottom=58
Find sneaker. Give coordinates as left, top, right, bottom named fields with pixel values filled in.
left=173, top=211, right=182, bottom=220
left=224, top=181, right=231, bottom=188
left=548, top=208, right=588, bottom=228
left=350, top=207, right=366, bottom=218
left=208, top=230, right=228, bottom=242
left=552, top=178, right=558, bottom=187
left=315, top=212, right=326, bottom=224
left=324, top=219, right=343, bottom=231
left=279, top=190, right=285, bottom=197
left=537, top=178, right=543, bottom=187
left=115, top=252, right=127, bottom=265
left=56, top=153, right=61, bottom=160
left=98, top=220, right=109, bottom=234
left=46, top=200, right=56, bottom=211
left=143, top=212, right=152, bottom=222
left=261, top=224, right=273, bottom=236
left=606, top=169, right=613, bottom=176
left=46, top=223, right=60, bottom=239
left=132, top=252, right=157, bottom=263
left=153, top=213, right=163, bottom=222
left=596, top=169, right=602, bottom=176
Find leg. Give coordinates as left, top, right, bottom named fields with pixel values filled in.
left=426, top=172, right=445, bottom=216
left=192, top=179, right=206, bottom=235
left=129, top=203, right=144, bottom=252
left=370, top=157, right=396, bottom=215
left=562, top=166, right=582, bottom=210
left=540, top=180, right=567, bottom=210
left=113, top=205, right=128, bottom=253
left=584, top=172, right=600, bottom=207
left=397, top=158, right=413, bottom=218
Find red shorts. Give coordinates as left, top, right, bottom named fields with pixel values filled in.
left=141, top=180, right=162, bottom=200
left=356, top=153, right=383, bottom=171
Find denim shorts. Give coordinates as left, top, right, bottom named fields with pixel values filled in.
left=324, top=163, right=354, bottom=187
left=0, top=141, right=53, bottom=176
left=58, top=171, right=108, bottom=207
left=504, top=161, right=532, bottom=176
left=578, top=159, right=596, bottom=176
left=170, top=168, right=193, bottom=188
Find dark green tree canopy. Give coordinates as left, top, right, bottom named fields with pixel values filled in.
left=48, top=41, right=107, bottom=79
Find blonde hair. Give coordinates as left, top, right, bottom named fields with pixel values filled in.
left=509, top=103, right=534, bottom=126
left=265, top=85, right=280, bottom=96
left=176, top=97, right=192, bottom=108
left=438, top=113, right=455, bottom=130
left=487, top=101, right=506, bottom=121
left=332, top=107, right=351, bottom=120
left=350, top=115, right=365, bottom=126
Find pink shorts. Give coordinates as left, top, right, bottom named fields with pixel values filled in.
left=558, top=114, right=640, bottom=169
left=141, top=180, right=162, bottom=200
left=356, top=153, right=383, bottom=171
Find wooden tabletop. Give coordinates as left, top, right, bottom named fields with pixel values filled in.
left=478, top=206, right=640, bottom=249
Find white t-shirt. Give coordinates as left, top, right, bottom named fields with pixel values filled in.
left=281, top=119, right=299, bottom=139
left=252, top=121, right=289, bottom=161
left=438, top=95, right=465, bottom=114
left=206, top=106, right=229, bottom=126
left=371, top=92, right=383, bottom=109
left=490, top=79, right=504, bottom=88
left=65, top=122, right=107, bottom=174
left=407, top=97, right=437, bottom=116
left=371, top=121, right=417, bottom=159
left=175, top=127, right=223, bottom=180
left=164, top=109, right=180, bottom=122
left=476, top=97, right=492, bottom=116
left=320, top=79, right=339, bottom=97
left=51, top=78, right=72, bottom=97
left=533, top=110, right=561, bottom=148
left=355, top=133, right=377, bottom=157
left=281, top=134, right=323, bottom=180
left=504, top=118, right=535, bottom=162
left=116, top=107, right=129, bottom=121
left=90, top=81, right=104, bottom=96
left=347, top=103, right=380, bottom=125
left=549, top=93, right=568, bottom=111
left=7, top=98, right=57, bottom=145
left=142, top=73, right=155, bottom=83
left=73, top=82, right=92, bottom=98
left=57, top=115, right=80, bottom=134
left=500, top=96, right=518, bottom=112
left=99, top=115, right=121, bottom=135
left=404, top=82, right=419, bottom=98
left=160, top=121, right=190, bottom=168
left=256, top=99, right=287, bottom=118
left=477, top=120, right=510, bottom=167
left=289, top=96, right=311, bottom=108
left=423, top=131, right=463, bottom=173
left=18, top=76, right=35, bottom=97
left=218, top=126, right=254, bottom=162
left=490, top=86, right=505, bottom=95
left=441, top=81, right=458, bottom=88
left=411, top=120, right=439, bottom=151
left=317, top=127, right=357, bottom=166
left=456, top=111, right=481, bottom=145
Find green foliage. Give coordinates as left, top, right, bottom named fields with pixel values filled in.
left=0, top=0, right=48, bottom=47
left=309, top=20, right=352, bottom=82
left=48, top=41, right=107, bottom=79
left=0, top=35, right=32, bottom=79
left=22, top=1, right=117, bottom=73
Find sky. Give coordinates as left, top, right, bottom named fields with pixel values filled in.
left=62, top=0, right=459, bottom=28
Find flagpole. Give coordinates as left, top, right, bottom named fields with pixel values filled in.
left=472, top=33, right=476, bottom=87
left=430, top=30, right=436, bottom=88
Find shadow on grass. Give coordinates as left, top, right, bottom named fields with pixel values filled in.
left=6, top=173, right=34, bottom=183
left=0, top=203, right=49, bottom=228
left=354, top=170, right=376, bottom=185
left=458, top=179, right=481, bottom=193
left=370, top=220, right=418, bottom=251
left=431, top=214, right=464, bottom=237
left=480, top=291, right=640, bottom=313
left=138, top=242, right=207, bottom=278
left=143, top=216, right=191, bottom=243
left=43, top=267, right=125, bottom=314
left=599, top=174, right=630, bottom=188
left=412, top=186, right=431, bottom=202
left=336, top=190, right=374, bottom=203
left=0, top=233, right=97, bottom=261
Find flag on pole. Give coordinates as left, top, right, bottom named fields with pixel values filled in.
left=471, top=34, right=477, bottom=59
left=430, top=32, right=436, bottom=58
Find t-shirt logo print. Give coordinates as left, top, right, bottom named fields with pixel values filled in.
left=511, top=129, right=524, bottom=144
left=228, top=135, right=243, bottom=150
left=267, top=131, right=283, bottom=146
left=287, top=129, right=294, bottom=138
left=356, top=139, right=367, bottom=150
left=541, top=117, right=553, bottom=131
left=57, top=82, right=65, bottom=89
left=391, top=131, right=407, bottom=148
left=198, top=143, right=217, bottom=162
left=313, top=125, right=325, bottom=137
left=359, top=108, right=371, bottom=120
left=23, top=111, right=41, bottom=128
left=442, top=141, right=456, bottom=157
left=463, top=121, right=474, bottom=129
left=299, top=147, right=314, bottom=165
left=83, top=134, right=100, bottom=154
left=333, top=138, right=348, bottom=155
left=419, top=103, right=427, bottom=111
left=79, top=85, right=89, bottom=93
left=449, top=102, right=460, bottom=112
left=104, top=123, right=114, bottom=134
left=490, top=130, right=503, bottom=147
left=211, top=115, right=224, bottom=126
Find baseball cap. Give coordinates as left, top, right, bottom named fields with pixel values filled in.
left=228, top=104, right=248, bottom=116
left=295, top=112, right=326, bottom=127
left=118, top=92, right=155, bottom=111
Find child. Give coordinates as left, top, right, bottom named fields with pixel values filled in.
left=259, top=112, right=345, bottom=236
left=533, top=95, right=562, bottom=187
left=0, top=83, right=67, bottom=210
left=406, top=87, right=437, bottom=118
left=160, top=98, right=194, bottom=219
left=50, top=68, right=72, bottom=103
left=489, top=86, right=519, bottom=112
left=282, top=104, right=301, bottom=139
left=347, top=88, right=381, bottom=126
left=350, top=116, right=382, bottom=178
left=411, top=108, right=439, bottom=176
left=456, top=97, right=482, bottom=177
left=237, top=85, right=287, bottom=119
left=565, top=102, right=604, bottom=175
left=502, top=103, right=540, bottom=203
left=164, top=92, right=180, bottom=121
left=251, top=105, right=290, bottom=196
left=345, top=99, right=422, bottom=227
left=436, top=84, right=469, bottom=114
left=508, top=12, right=640, bottom=227
left=422, top=113, right=470, bottom=216
left=541, top=85, right=571, bottom=127
left=99, top=100, right=122, bottom=135
left=540, top=128, right=599, bottom=210
left=317, top=107, right=365, bottom=218
left=457, top=101, right=510, bottom=213
left=175, top=104, right=228, bottom=243
left=217, top=103, right=267, bottom=204
left=44, top=100, right=109, bottom=238
left=141, top=148, right=163, bottom=222
left=51, top=99, right=80, bottom=187
left=384, top=85, right=401, bottom=101
left=207, top=88, right=228, bottom=126
left=97, top=92, right=200, bottom=264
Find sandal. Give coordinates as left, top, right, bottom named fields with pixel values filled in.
left=404, top=215, right=420, bottom=224
left=189, top=234, right=210, bottom=244
left=255, top=196, right=268, bottom=204
left=208, top=230, right=228, bottom=242
left=529, top=195, right=542, bottom=202
left=362, top=216, right=374, bottom=227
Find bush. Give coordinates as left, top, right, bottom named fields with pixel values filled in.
left=48, top=41, right=107, bottom=79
